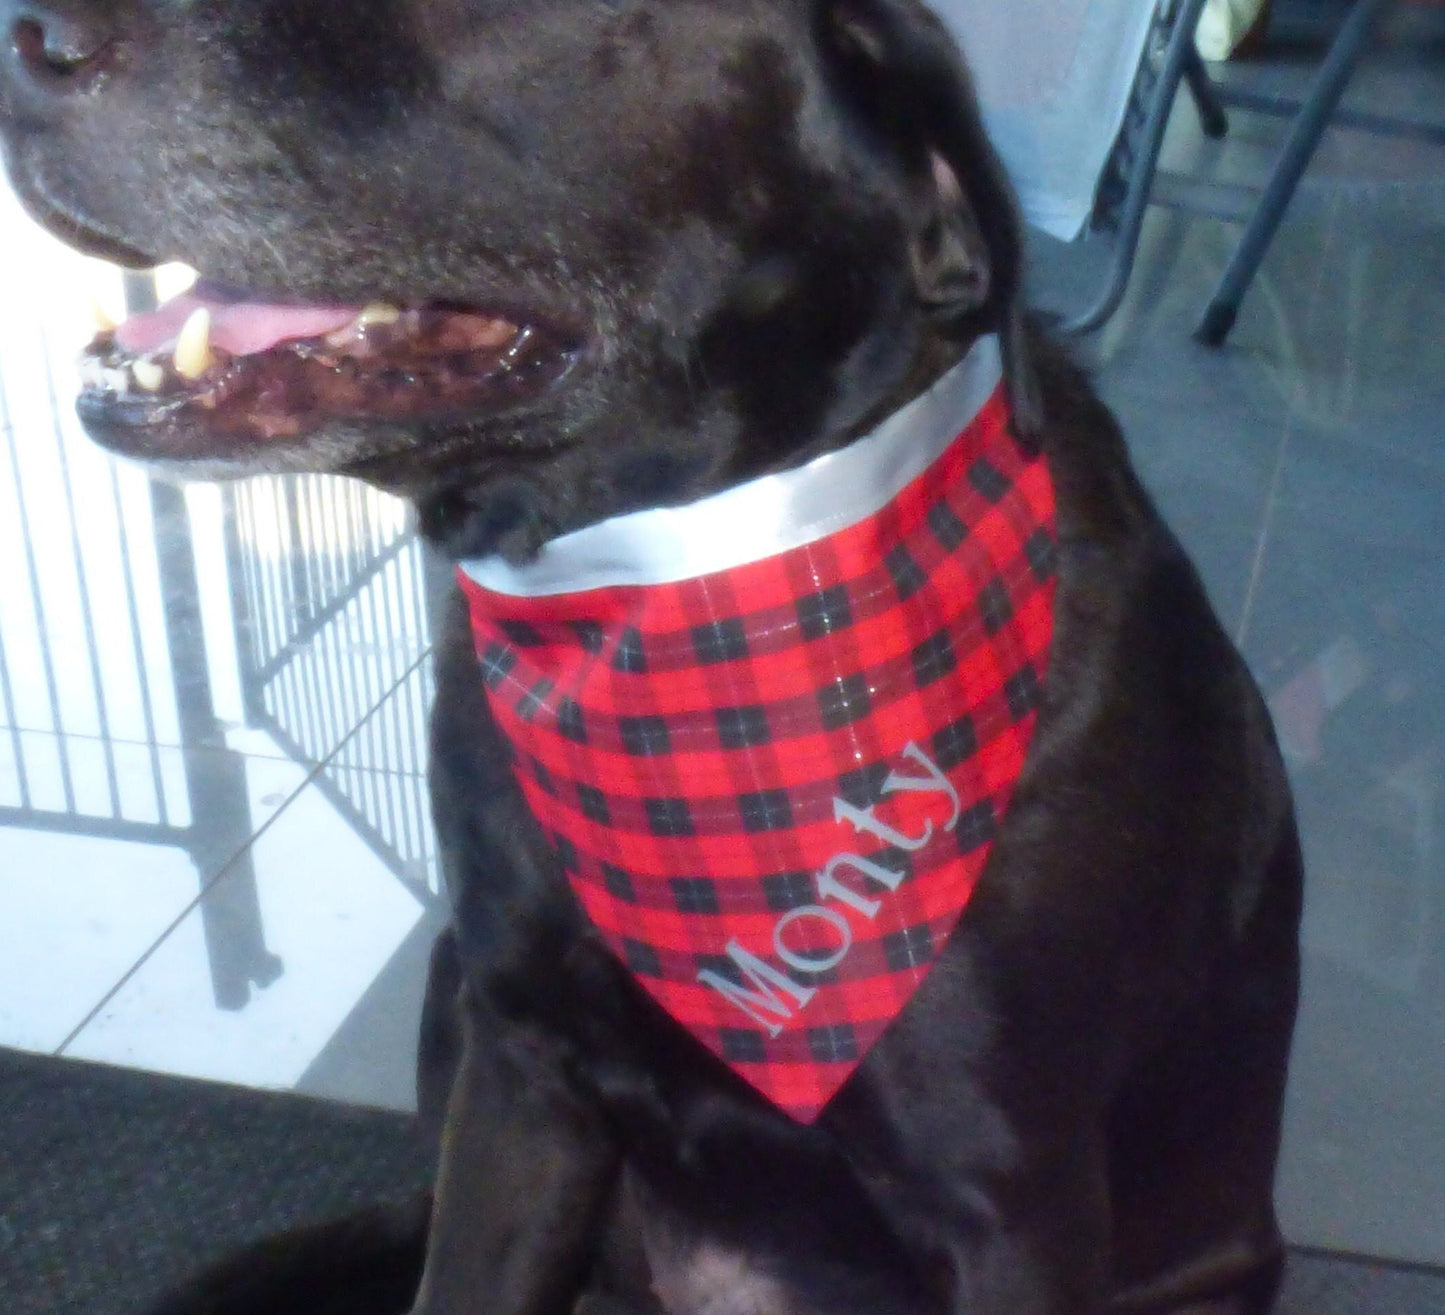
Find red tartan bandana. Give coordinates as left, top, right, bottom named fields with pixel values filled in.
left=458, top=337, right=1057, bottom=1121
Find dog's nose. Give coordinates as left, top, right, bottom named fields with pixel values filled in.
left=3, top=0, right=115, bottom=99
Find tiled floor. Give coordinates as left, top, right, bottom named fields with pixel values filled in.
left=2, top=2, right=1443, bottom=1271
left=1056, top=13, right=1445, bottom=1265
left=0, top=185, right=444, bottom=1109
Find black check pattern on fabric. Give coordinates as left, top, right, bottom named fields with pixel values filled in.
left=740, top=790, right=794, bottom=832
left=671, top=877, right=720, bottom=914
left=692, top=618, right=750, bottom=663
left=818, top=675, right=873, bottom=730
left=620, top=715, right=671, bottom=756
left=808, top=1024, right=860, bottom=1063
left=576, top=783, right=611, bottom=824
left=556, top=697, right=588, bottom=743
left=912, top=632, right=958, bottom=687
left=763, top=870, right=817, bottom=910
left=602, top=864, right=635, bottom=901
left=932, top=715, right=979, bottom=771
left=717, top=705, right=771, bottom=748
left=797, top=586, right=854, bottom=639
left=928, top=502, right=969, bottom=551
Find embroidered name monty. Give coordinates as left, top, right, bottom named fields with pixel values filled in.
left=697, top=741, right=961, bottom=1035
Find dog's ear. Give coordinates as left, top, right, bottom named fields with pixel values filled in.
left=817, top=0, right=1042, bottom=441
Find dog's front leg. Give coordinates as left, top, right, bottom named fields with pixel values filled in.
left=857, top=1109, right=1112, bottom=1315
left=411, top=990, right=620, bottom=1315
left=953, top=1126, right=1112, bottom=1315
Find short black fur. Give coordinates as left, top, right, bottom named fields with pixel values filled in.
left=0, top=1, right=1302, bottom=1312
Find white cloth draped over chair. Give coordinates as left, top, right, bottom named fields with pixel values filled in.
left=931, top=0, right=1160, bottom=241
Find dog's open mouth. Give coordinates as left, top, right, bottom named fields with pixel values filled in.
left=78, top=280, right=583, bottom=444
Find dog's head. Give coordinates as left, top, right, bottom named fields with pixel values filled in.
left=1, top=0, right=1032, bottom=559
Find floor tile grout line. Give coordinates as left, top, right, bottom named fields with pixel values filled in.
left=0, top=718, right=432, bottom=783
left=0, top=688, right=432, bottom=765
left=1235, top=420, right=1294, bottom=649
left=0, top=722, right=347, bottom=766
left=51, top=647, right=435, bottom=1058
left=1234, top=191, right=1347, bottom=650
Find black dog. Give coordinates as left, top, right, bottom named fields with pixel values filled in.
left=0, top=2, right=1302, bottom=1313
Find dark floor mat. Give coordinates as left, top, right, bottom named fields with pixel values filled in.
left=0, top=1048, right=431, bottom=1315
left=3, top=1047, right=1443, bottom=1314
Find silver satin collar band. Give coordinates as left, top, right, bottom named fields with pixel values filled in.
left=459, top=335, right=1003, bottom=597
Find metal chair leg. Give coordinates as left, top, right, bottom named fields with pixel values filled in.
left=1195, top=0, right=1395, bottom=345
left=1059, top=0, right=1215, bottom=336
left=1183, top=45, right=1229, bottom=139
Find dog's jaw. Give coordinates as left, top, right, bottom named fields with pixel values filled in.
left=1, top=0, right=1024, bottom=561
left=77, top=285, right=586, bottom=457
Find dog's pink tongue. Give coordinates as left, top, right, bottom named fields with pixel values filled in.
left=114, top=292, right=357, bottom=357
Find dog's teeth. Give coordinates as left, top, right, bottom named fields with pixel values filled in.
left=131, top=359, right=166, bottom=392
left=357, top=302, right=402, bottom=327
left=80, top=354, right=131, bottom=393
left=173, top=307, right=213, bottom=380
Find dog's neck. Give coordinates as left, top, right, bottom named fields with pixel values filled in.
left=454, top=328, right=1056, bottom=1120
left=459, top=335, right=1002, bottom=596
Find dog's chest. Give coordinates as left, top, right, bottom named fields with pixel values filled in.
left=459, top=339, right=1057, bottom=1121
